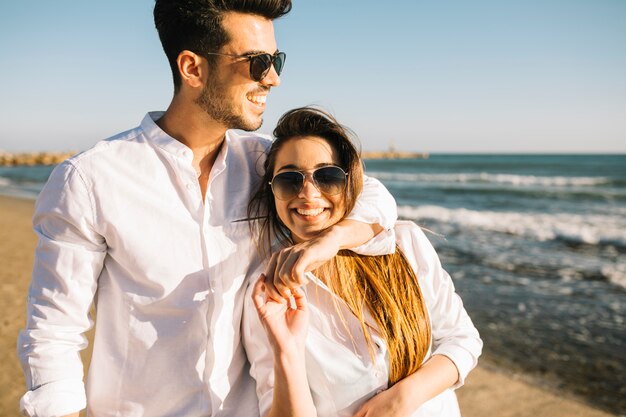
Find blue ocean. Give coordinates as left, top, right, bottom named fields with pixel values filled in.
left=365, top=154, right=626, bottom=414
left=2, top=154, right=625, bottom=414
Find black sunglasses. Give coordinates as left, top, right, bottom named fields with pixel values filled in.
left=269, top=166, right=348, bottom=200
left=202, top=51, right=286, bottom=82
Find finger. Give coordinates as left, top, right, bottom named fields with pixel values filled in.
left=290, top=287, right=308, bottom=311
left=274, top=249, right=297, bottom=298
left=252, top=275, right=268, bottom=311
left=279, top=247, right=309, bottom=288
left=290, top=251, right=309, bottom=287
left=265, top=252, right=292, bottom=300
left=351, top=407, right=366, bottom=417
left=290, top=240, right=331, bottom=286
left=264, top=276, right=288, bottom=303
left=264, top=252, right=279, bottom=285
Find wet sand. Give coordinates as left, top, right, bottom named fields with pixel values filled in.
left=0, top=194, right=616, bottom=416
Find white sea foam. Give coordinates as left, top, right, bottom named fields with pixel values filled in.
left=369, top=171, right=611, bottom=187
left=602, top=260, right=626, bottom=290
left=0, top=177, right=11, bottom=187
left=399, top=204, right=626, bottom=247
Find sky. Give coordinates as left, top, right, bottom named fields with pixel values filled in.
left=0, top=0, right=625, bottom=153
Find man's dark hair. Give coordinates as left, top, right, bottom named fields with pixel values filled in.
left=154, top=0, right=292, bottom=91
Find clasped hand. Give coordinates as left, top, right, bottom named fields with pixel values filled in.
left=262, top=229, right=342, bottom=301
left=252, top=228, right=341, bottom=352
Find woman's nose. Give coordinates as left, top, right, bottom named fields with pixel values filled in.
left=298, top=174, right=321, bottom=198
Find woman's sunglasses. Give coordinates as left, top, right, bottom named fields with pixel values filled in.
left=202, top=51, right=286, bottom=82
left=270, top=166, right=348, bottom=200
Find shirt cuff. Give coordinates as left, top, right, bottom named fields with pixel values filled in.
left=350, top=228, right=396, bottom=256
left=346, top=200, right=395, bottom=231
left=431, top=345, right=479, bottom=389
left=20, top=379, right=86, bottom=417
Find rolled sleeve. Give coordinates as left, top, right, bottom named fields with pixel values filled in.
left=431, top=346, right=479, bottom=388
left=17, top=161, right=106, bottom=416
left=346, top=175, right=397, bottom=255
left=349, top=228, right=396, bottom=256
left=345, top=175, right=397, bottom=230
left=20, top=379, right=86, bottom=417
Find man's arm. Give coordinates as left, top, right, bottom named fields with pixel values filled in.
left=18, top=162, right=106, bottom=417
left=266, top=174, right=397, bottom=299
left=345, top=174, right=397, bottom=232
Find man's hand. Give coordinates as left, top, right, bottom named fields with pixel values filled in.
left=263, top=226, right=343, bottom=301
left=263, top=219, right=382, bottom=301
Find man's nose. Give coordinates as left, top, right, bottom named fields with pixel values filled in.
left=260, top=63, right=281, bottom=87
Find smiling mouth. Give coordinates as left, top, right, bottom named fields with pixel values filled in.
left=247, top=94, right=267, bottom=105
left=295, top=207, right=325, bottom=216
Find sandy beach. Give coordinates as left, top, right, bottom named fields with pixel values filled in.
left=0, top=194, right=617, bottom=417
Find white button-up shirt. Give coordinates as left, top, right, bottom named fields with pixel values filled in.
left=243, top=220, right=483, bottom=417
left=17, top=112, right=397, bottom=417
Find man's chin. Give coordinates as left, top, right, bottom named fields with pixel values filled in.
left=237, top=116, right=263, bottom=132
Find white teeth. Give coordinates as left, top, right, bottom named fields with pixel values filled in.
left=296, top=208, right=324, bottom=216
left=247, top=95, right=267, bottom=104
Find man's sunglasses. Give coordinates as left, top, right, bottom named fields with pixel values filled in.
left=202, top=51, right=286, bottom=82
left=269, top=166, right=348, bottom=200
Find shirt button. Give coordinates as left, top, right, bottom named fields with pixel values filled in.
left=186, top=183, right=194, bottom=190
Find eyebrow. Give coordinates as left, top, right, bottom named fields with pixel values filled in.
left=240, top=49, right=279, bottom=56
left=275, top=162, right=335, bottom=172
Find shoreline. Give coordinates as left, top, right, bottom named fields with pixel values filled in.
left=0, top=194, right=617, bottom=416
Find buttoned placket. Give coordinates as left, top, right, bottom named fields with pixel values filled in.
left=199, top=140, right=231, bottom=414
left=170, top=144, right=219, bottom=413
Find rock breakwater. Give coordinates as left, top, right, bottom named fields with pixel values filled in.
left=0, top=151, right=78, bottom=166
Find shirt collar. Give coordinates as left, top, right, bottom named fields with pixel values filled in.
left=140, top=112, right=232, bottom=169
left=141, top=112, right=191, bottom=159
left=212, top=131, right=233, bottom=178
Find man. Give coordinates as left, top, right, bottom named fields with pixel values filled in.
left=17, top=1, right=397, bottom=416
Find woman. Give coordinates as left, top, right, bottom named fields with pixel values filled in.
left=243, top=107, right=482, bottom=417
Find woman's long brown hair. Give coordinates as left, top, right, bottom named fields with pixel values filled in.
left=248, top=107, right=431, bottom=384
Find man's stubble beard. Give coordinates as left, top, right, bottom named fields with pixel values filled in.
left=195, top=77, right=264, bottom=132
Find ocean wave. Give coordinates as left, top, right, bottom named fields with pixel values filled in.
left=602, top=262, right=626, bottom=290
left=0, top=177, right=10, bottom=186
left=399, top=204, right=626, bottom=248
left=369, top=171, right=613, bottom=187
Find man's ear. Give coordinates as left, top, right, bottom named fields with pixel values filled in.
left=176, top=50, right=206, bottom=89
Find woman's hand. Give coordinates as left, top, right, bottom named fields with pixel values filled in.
left=352, top=385, right=413, bottom=417
left=353, top=355, right=459, bottom=417
left=252, top=275, right=309, bottom=354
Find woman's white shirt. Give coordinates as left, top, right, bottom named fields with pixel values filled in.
left=242, top=220, right=483, bottom=417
